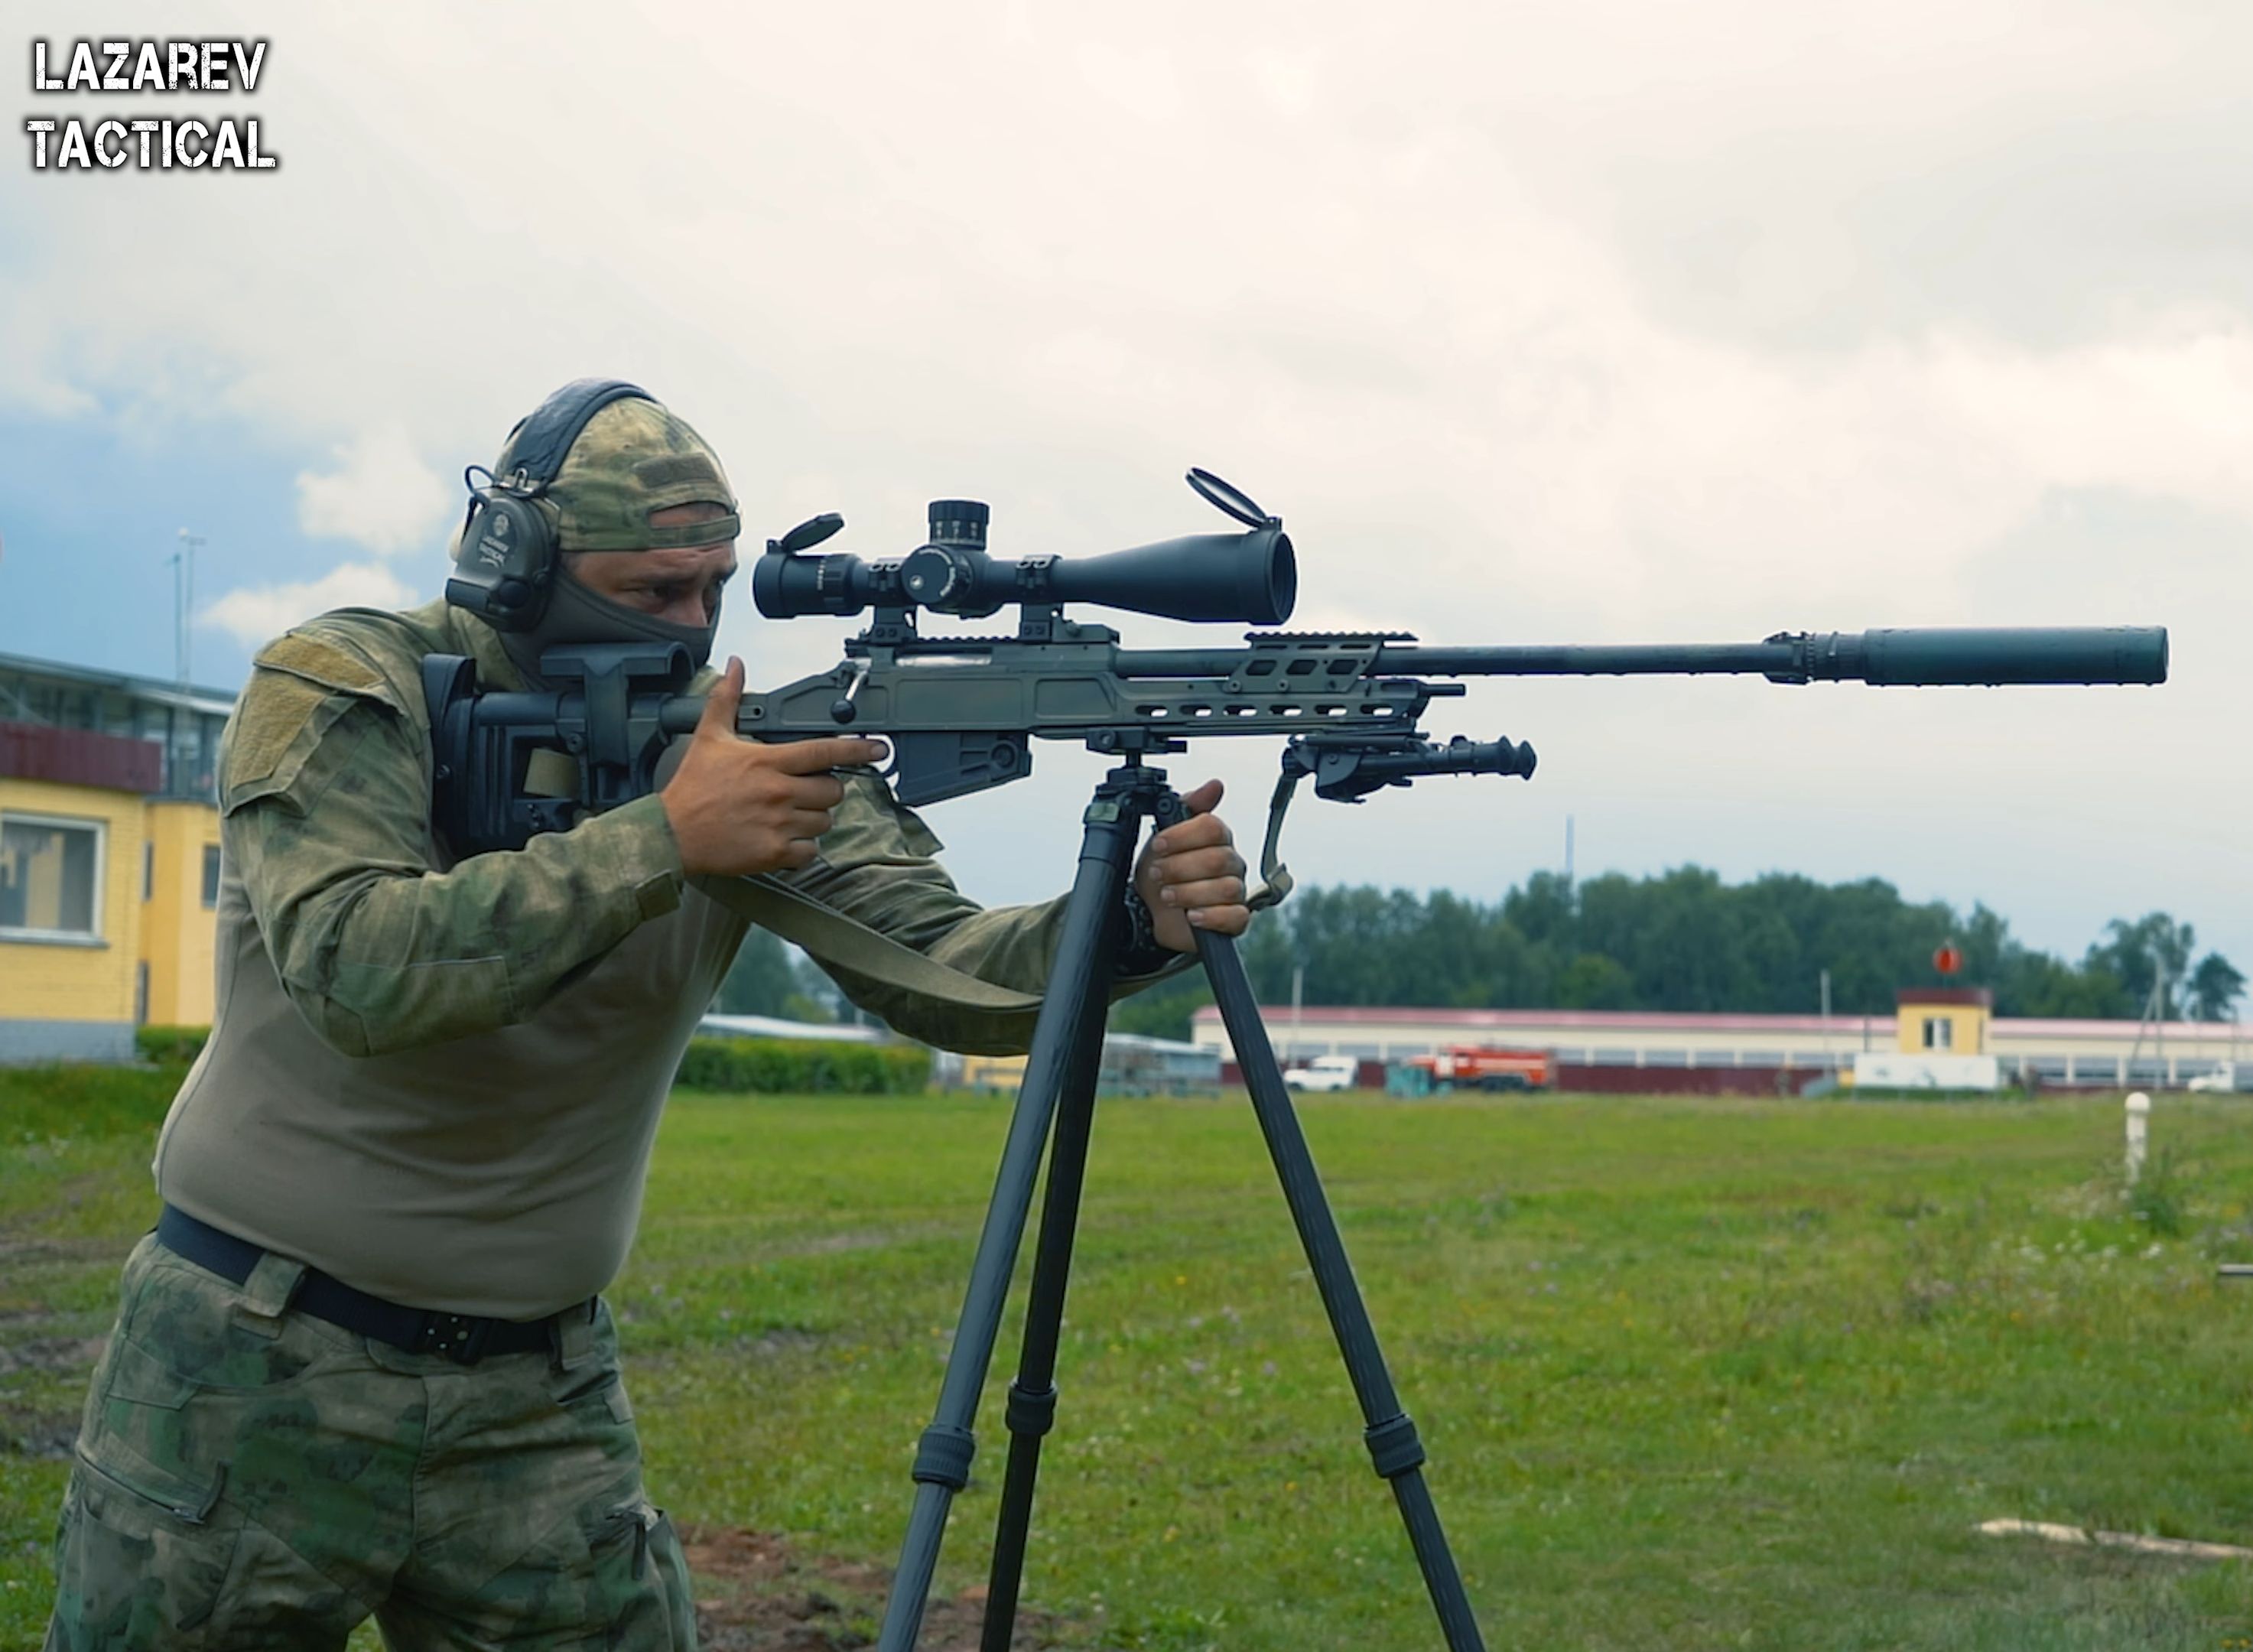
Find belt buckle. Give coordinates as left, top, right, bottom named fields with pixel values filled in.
left=415, top=1312, right=492, bottom=1365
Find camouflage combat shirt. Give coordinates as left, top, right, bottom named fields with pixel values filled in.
left=154, top=600, right=1089, bottom=1318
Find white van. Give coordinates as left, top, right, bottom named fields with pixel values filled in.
left=1283, top=1054, right=1359, bottom=1093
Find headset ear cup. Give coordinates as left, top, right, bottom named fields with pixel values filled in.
left=446, top=489, right=558, bottom=629
left=448, top=379, right=648, bottom=628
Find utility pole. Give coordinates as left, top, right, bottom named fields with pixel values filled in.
left=1291, top=964, right=1304, bottom=1062
left=1819, top=967, right=1832, bottom=1072
left=2127, top=953, right=2167, bottom=1089
left=172, top=529, right=206, bottom=685
left=2151, top=941, right=2168, bottom=1087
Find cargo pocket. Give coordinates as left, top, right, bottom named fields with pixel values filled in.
left=587, top=1498, right=697, bottom=1650
left=50, top=1436, right=242, bottom=1650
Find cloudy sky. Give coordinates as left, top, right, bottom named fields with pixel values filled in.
left=3, top=2, right=2245, bottom=981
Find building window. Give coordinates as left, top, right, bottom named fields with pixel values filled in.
left=201, top=844, right=222, bottom=909
left=0, top=813, right=105, bottom=941
left=143, top=841, right=154, bottom=902
left=1922, top=1016, right=1954, bottom=1050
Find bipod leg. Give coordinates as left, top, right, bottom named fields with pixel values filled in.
left=876, top=769, right=1149, bottom=1652
left=1198, top=931, right=1491, bottom=1652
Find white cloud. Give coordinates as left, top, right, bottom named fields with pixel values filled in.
left=294, top=428, right=455, bottom=558
left=200, top=563, right=419, bottom=648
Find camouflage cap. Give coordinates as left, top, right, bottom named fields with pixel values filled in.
left=499, top=397, right=742, bottom=553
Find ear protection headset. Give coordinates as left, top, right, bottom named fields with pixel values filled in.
left=446, top=378, right=653, bottom=630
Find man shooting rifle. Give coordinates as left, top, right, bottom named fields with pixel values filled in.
left=46, top=379, right=1251, bottom=1651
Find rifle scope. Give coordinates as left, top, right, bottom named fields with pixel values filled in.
left=753, top=486, right=1298, bottom=627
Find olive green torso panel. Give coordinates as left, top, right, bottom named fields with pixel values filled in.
left=155, top=600, right=1078, bottom=1317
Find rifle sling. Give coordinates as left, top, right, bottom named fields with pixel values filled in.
left=691, top=873, right=1047, bottom=1016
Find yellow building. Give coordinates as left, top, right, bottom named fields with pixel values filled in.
left=1, top=652, right=232, bottom=1062
left=1894, top=987, right=1991, bottom=1055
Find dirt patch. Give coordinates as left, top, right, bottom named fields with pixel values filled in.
left=1, top=1406, right=77, bottom=1460
left=681, top=1524, right=1095, bottom=1651
left=727, top=1328, right=825, bottom=1359
left=0, top=1336, right=105, bottom=1377
left=0, top=1234, right=116, bottom=1265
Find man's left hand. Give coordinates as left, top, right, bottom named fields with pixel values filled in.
left=1133, top=779, right=1252, bottom=951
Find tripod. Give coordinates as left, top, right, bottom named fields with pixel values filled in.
left=875, top=757, right=1489, bottom=1651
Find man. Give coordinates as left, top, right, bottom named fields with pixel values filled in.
left=48, top=383, right=1250, bottom=1650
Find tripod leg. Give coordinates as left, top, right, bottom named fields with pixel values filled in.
left=1198, top=931, right=1491, bottom=1652
left=876, top=783, right=1146, bottom=1652
left=978, top=917, right=1115, bottom=1651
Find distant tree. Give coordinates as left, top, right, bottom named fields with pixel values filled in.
left=1554, top=952, right=1635, bottom=1010
left=1502, top=870, right=1575, bottom=951
left=795, top=868, right=2242, bottom=1032
left=713, top=928, right=798, bottom=1016
left=785, top=948, right=843, bottom=1024
left=1107, top=974, right=1213, bottom=1042
left=780, top=989, right=838, bottom=1025
left=2190, top=952, right=2248, bottom=1023
left=2085, top=912, right=2199, bottom=1018
left=2014, top=961, right=2134, bottom=1021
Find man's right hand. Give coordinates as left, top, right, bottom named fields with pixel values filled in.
left=659, top=657, right=889, bottom=877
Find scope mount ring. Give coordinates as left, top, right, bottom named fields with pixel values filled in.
left=1186, top=467, right=1276, bottom=529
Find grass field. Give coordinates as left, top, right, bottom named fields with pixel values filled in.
left=5, top=1067, right=2253, bottom=1650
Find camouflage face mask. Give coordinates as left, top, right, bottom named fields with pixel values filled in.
left=499, top=567, right=723, bottom=688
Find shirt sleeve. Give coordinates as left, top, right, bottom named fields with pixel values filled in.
left=775, top=772, right=1190, bottom=1052
left=223, top=665, right=687, bottom=1059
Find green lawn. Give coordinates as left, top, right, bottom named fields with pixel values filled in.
left=4, top=1068, right=2252, bottom=1650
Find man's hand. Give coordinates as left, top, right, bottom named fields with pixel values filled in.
left=1133, top=778, right=1252, bottom=951
left=661, top=657, right=889, bottom=877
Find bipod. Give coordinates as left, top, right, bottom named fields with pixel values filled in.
left=874, top=757, right=1488, bottom=1651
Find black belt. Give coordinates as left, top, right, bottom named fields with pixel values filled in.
left=155, top=1205, right=588, bottom=1366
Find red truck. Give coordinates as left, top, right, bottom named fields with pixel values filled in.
left=1406, top=1045, right=1553, bottom=1092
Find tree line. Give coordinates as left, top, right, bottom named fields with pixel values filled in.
left=714, top=866, right=2247, bottom=1046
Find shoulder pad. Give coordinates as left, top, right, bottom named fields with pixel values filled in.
left=223, top=629, right=407, bottom=811
left=251, top=629, right=397, bottom=699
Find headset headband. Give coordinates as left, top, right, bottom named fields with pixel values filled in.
left=500, top=378, right=653, bottom=489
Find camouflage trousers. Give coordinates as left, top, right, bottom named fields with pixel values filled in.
left=46, top=1234, right=697, bottom=1650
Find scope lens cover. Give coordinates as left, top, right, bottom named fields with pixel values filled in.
left=1187, top=467, right=1272, bottom=528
